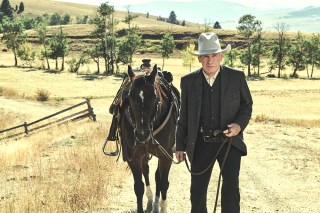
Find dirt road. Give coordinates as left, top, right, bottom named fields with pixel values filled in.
left=105, top=122, right=320, bottom=213
left=1, top=98, right=319, bottom=212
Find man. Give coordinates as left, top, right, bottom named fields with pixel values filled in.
left=175, top=32, right=253, bottom=213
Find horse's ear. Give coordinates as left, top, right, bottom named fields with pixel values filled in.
left=128, top=65, right=135, bottom=79
left=150, top=64, right=157, bottom=82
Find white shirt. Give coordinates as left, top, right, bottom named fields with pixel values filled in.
left=202, top=69, right=220, bottom=86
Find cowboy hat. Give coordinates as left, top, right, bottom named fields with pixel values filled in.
left=189, top=32, right=231, bottom=56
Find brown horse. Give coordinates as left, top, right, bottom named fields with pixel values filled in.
left=118, top=65, right=179, bottom=213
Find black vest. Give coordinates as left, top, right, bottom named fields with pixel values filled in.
left=199, top=72, right=221, bottom=135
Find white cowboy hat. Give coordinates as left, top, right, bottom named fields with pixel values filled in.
left=189, top=32, right=231, bottom=56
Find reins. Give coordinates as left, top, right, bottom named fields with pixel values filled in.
left=153, top=136, right=232, bottom=213
left=184, top=137, right=232, bottom=213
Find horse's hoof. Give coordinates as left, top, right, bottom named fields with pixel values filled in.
left=160, top=199, right=168, bottom=213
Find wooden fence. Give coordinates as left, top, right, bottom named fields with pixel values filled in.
left=0, top=98, right=96, bottom=140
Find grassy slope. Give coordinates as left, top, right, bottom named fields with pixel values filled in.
left=9, top=0, right=308, bottom=44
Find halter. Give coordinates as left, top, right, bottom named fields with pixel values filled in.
left=125, top=74, right=170, bottom=144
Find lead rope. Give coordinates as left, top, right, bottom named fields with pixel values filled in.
left=184, top=137, right=232, bottom=213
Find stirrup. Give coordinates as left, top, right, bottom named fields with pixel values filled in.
left=107, top=136, right=118, bottom=141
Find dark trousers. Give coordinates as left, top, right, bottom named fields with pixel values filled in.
left=190, top=136, right=242, bottom=213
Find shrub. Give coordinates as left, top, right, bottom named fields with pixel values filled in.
left=17, top=44, right=37, bottom=67
left=254, top=114, right=270, bottom=122
left=67, top=56, right=89, bottom=73
left=0, top=86, right=19, bottom=97
left=36, top=89, right=50, bottom=101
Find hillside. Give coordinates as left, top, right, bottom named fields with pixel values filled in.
left=6, top=0, right=314, bottom=54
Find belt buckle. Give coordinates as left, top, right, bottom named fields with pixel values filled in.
left=213, top=130, right=222, bottom=137
left=203, top=135, right=211, bottom=142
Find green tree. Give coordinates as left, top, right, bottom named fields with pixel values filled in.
left=17, top=2, right=24, bottom=14
left=50, top=13, right=61, bottom=25
left=237, top=14, right=262, bottom=76
left=168, top=11, right=177, bottom=24
left=17, top=43, right=36, bottom=67
left=269, top=22, right=290, bottom=78
left=181, top=43, right=196, bottom=72
left=83, top=44, right=102, bottom=74
left=76, top=15, right=89, bottom=24
left=0, top=0, right=13, bottom=19
left=62, top=14, right=71, bottom=25
left=223, top=49, right=240, bottom=68
left=66, top=54, right=89, bottom=74
left=19, top=16, right=35, bottom=30
left=48, top=26, right=69, bottom=70
left=287, top=31, right=307, bottom=78
left=305, top=33, right=320, bottom=78
left=123, top=7, right=138, bottom=29
left=251, top=29, right=264, bottom=76
left=118, top=8, right=141, bottom=67
left=91, top=2, right=117, bottom=74
left=213, top=21, right=221, bottom=29
left=158, top=33, right=175, bottom=70
left=35, top=21, right=50, bottom=69
left=1, top=16, right=27, bottom=66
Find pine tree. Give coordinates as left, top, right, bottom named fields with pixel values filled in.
left=213, top=21, right=222, bottom=29
left=0, top=0, right=14, bottom=19
left=17, top=2, right=24, bottom=14
left=168, top=11, right=177, bottom=24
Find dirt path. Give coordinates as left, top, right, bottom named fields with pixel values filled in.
left=105, top=122, right=320, bottom=213
left=2, top=98, right=320, bottom=212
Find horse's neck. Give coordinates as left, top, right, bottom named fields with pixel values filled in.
left=153, top=89, right=171, bottom=129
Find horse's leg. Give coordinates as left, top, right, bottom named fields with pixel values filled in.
left=128, top=159, right=145, bottom=213
left=142, top=155, right=153, bottom=213
left=158, top=157, right=172, bottom=213
left=152, top=164, right=161, bottom=213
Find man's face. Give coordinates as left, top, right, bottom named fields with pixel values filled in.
left=198, top=53, right=223, bottom=76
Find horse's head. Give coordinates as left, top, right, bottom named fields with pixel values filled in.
left=127, top=64, right=159, bottom=144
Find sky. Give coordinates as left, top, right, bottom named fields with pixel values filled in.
left=58, top=0, right=320, bottom=9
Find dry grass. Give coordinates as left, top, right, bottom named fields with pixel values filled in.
left=0, top=117, right=128, bottom=212
left=0, top=86, right=19, bottom=98
left=254, top=114, right=320, bottom=127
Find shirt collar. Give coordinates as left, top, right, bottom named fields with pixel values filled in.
left=202, top=68, right=220, bottom=80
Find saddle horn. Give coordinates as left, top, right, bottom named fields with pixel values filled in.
left=128, top=65, right=135, bottom=79
left=149, top=64, right=158, bottom=83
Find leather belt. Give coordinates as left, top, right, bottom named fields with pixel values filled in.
left=199, top=129, right=226, bottom=143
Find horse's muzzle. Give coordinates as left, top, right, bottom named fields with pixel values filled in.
left=134, top=130, right=152, bottom=145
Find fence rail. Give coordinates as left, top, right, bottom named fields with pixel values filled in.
left=0, top=98, right=96, bottom=140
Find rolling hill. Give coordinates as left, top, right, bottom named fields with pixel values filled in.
left=5, top=0, right=315, bottom=54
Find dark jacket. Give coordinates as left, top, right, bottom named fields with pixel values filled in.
left=175, top=66, right=253, bottom=163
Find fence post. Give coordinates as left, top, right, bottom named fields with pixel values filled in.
left=24, top=122, right=28, bottom=135
left=86, top=98, right=96, bottom=121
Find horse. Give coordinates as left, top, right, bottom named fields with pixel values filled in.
left=118, top=64, right=179, bottom=213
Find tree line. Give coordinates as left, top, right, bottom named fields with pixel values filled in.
left=0, top=2, right=175, bottom=74
left=230, top=15, right=320, bottom=78
left=180, top=15, right=320, bottom=79
left=1, top=0, right=319, bottom=78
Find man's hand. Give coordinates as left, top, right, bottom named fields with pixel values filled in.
left=175, top=151, right=186, bottom=162
left=223, top=123, right=241, bottom=137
